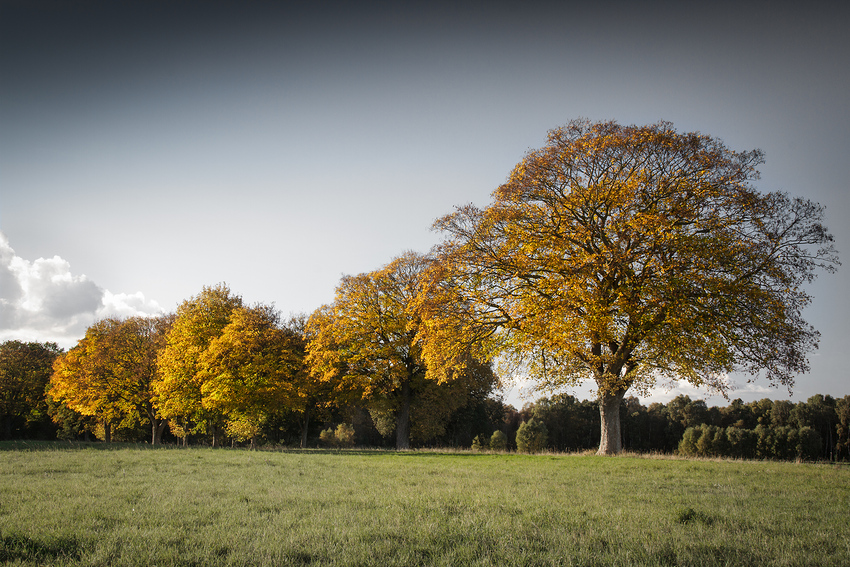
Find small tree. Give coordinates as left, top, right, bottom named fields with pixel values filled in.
left=516, top=418, right=549, bottom=453
left=319, top=428, right=335, bottom=446
left=471, top=434, right=488, bottom=451
left=321, top=423, right=356, bottom=447
left=489, top=430, right=508, bottom=451
left=334, top=423, right=356, bottom=447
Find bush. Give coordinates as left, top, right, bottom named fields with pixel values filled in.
left=678, top=426, right=701, bottom=456
left=516, top=419, right=549, bottom=453
left=319, top=428, right=335, bottom=446
left=335, top=423, right=356, bottom=447
left=320, top=424, right=356, bottom=448
left=726, top=426, right=757, bottom=459
left=490, top=430, right=508, bottom=451
left=471, top=434, right=488, bottom=451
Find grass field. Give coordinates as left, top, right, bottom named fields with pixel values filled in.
left=0, top=442, right=848, bottom=566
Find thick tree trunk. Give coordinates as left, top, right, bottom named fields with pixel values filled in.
left=597, top=390, right=626, bottom=455
left=300, top=405, right=311, bottom=449
left=152, top=418, right=167, bottom=445
left=104, top=421, right=112, bottom=443
left=396, top=379, right=411, bottom=450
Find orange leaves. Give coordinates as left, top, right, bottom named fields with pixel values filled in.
left=48, top=316, right=169, bottom=426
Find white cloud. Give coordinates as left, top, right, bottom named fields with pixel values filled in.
left=0, top=233, right=163, bottom=348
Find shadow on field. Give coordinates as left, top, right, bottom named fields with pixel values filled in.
left=0, top=532, right=83, bottom=563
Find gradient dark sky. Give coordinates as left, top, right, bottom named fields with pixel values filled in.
left=1, top=0, right=847, bottom=404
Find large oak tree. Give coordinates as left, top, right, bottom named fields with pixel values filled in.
left=427, top=119, right=838, bottom=454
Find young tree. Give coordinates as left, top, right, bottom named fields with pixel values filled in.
left=489, top=429, right=508, bottom=451
left=0, top=341, right=62, bottom=439
left=428, top=119, right=839, bottom=454
left=516, top=418, right=549, bottom=453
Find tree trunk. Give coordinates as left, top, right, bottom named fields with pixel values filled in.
left=152, top=418, right=167, bottom=445
left=2, top=414, right=11, bottom=440
left=597, top=390, right=626, bottom=455
left=300, top=405, right=311, bottom=449
left=104, top=421, right=112, bottom=443
left=396, top=379, right=411, bottom=450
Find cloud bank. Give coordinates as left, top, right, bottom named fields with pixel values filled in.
left=0, top=232, right=163, bottom=348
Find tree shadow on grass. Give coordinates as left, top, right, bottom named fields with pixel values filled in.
left=0, top=532, right=83, bottom=563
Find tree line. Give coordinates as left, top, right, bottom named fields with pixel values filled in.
left=2, top=332, right=849, bottom=461
left=0, top=119, right=840, bottom=455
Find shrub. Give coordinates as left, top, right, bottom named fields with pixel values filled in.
left=320, top=424, right=356, bottom=448
left=471, top=434, right=488, bottom=451
left=696, top=425, right=719, bottom=457
left=490, top=430, right=508, bottom=451
left=516, top=419, right=549, bottom=453
left=678, top=426, right=701, bottom=456
left=796, top=426, right=821, bottom=461
left=334, top=423, right=356, bottom=447
left=319, top=428, right=335, bottom=446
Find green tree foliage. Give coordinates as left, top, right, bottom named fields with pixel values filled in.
left=516, top=418, right=549, bottom=453
left=427, top=119, right=839, bottom=454
left=836, top=396, right=850, bottom=461
left=489, top=430, right=508, bottom=451
left=532, top=394, right=599, bottom=451
left=0, top=340, right=62, bottom=439
left=49, top=316, right=172, bottom=444
left=790, top=394, right=838, bottom=459
left=679, top=423, right=821, bottom=460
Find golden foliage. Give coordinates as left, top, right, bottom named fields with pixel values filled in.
left=428, top=119, right=839, bottom=401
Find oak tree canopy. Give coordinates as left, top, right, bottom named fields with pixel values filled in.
left=426, top=119, right=839, bottom=454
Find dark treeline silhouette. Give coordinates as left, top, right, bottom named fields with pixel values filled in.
left=518, top=393, right=850, bottom=461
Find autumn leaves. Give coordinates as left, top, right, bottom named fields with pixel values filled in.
left=47, top=119, right=839, bottom=454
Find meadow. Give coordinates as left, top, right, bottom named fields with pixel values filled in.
left=0, top=442, right=848, bottom=566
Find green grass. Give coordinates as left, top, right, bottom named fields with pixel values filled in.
left=1, top=442, right=848, bottom=566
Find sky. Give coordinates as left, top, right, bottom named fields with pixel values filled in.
left=1, top=0, right=847, bottom=408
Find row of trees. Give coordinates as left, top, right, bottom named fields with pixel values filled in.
left=36, top=273, right=495, bottom=450
left=5, top=337, right=848, bottom=462
left=1, top=119, right=840, bottom=454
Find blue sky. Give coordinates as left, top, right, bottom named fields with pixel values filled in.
left=1, top=0, right=847, bottom=407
